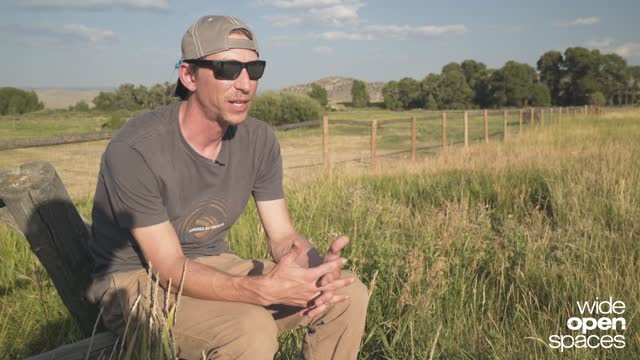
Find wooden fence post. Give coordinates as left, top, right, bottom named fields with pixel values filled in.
left=442, top=112, right=447, bottom=150
left=559, top=107, right=562, bottom=123
left=370, top=120, right=377, bottom=174
left=519, top=110, right=523, bottom=134
left=464, top=111, right=469, bottom=149
left=549, top=107, right=553, bottom=125
left=503, top=110, right=508, bottom=142
left=411, top=116, right=417, bottom=162
left=541, top=108, right=545, bottom=127
left=484, top=109, right=489, bottom=143
left=322, top=114, right=330, bottom=175
left=530, top=108, right=535, bottom=128
left=0, top=162, right=99, bottom=336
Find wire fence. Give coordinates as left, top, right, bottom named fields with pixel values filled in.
left=0, top=105, right=604, bottom=199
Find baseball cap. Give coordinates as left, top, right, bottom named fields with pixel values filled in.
left=174, top=15, right=259, bottom=99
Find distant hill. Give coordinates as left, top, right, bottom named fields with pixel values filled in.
left=35, top=89, right=102, bottom=109
left=282, top=77, right=385, bottom=104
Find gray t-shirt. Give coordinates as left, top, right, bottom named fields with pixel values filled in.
left=89, top=101, right=283, bottom=299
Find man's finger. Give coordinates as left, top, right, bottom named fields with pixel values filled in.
left=318, top=277, right=354, bottom=292
left=307, top=258, right=347, bottom=280
left=302, top=294, right=351, bottom=317
left=327, top=236, right=349, bottom=258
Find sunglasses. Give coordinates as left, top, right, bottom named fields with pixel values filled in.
left=184, top=59, right=266, bottom=80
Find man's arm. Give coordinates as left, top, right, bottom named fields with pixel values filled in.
left=131, top=221, right=346, bottom=307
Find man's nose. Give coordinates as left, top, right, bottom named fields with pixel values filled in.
left=234, top=68, right=251, bottom=92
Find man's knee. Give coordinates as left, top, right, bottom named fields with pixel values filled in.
left=199, top=305, right=279, bottom=359
left=326, top=274, right=369, bottom=322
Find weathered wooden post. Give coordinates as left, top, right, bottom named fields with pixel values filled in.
left=441, top=112, right=447, bottom=150
left=322, top=114, right=330, bottom=175
left=411, top=116, right=417, bottom=162
left=503, top=110, right=508, bottom=142
left=370, top=120, right=377, bottom=174
left=541, top=108, right=545, bottom=127
left=530, top=108, right=535, bottom=128
left=559, top=107, right=563, bottom=123
left=519, top=110, right=523, bottom=134
left=464, top=111, right=469, bottom=149
left=0, top=162, right=98, bottom=336
left=484, top=109, right=489, bottom=144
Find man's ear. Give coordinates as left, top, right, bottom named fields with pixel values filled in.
left=178, top=63, right=197, bottom=92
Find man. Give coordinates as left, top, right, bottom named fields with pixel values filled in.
left=88, top=15, right=369, bottom=359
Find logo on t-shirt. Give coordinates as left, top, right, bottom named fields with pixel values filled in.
left=177, top=195, right=229, bottom=244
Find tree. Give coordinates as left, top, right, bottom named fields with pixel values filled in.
left=308, top=83, right=328, bottom=107
left=529, top=83, right=551, bottom=106
left=435, top=70, right=473, bottom=109
left=461, top=59, right=490, bottom=107
left=537, top=51, right=565, bottom=105
left=351, top=80, right=369, bottom=107
left=589, top=91, right=606, bottom=106
left=562, top=47, right=600, bottom=105
left=0, top=87, right=44, bottom=115
left=490, top=61, right=536, bottom=107
left=382, top=81, right=402, bottom=110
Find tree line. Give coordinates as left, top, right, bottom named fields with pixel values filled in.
left=380, top=47, right=639, bottom=111
left=0, top=87, right=44, bottom=115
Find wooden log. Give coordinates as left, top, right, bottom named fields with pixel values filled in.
left=322, top=115, right=330, bottom=175
left=0, top=132, right=114, bottom=151
left=411, top=116, right=417, bottom=162
left=464, top=111, right=469, bottom=148
left=0, top=162, right=99, bottom=336
left=25, top=332, right=119, bottom=360
left=370, top=120, right=377, bottom=174
left=484, top=109, right=489, bottom=144
left=441, top=112, right=447, bottom=149
left=276, top=120, right=321, bottom=131
left=503, top=110, right=508, bottom=142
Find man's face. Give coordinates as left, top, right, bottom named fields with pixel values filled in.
left=193, top=33, right=259, bottom=127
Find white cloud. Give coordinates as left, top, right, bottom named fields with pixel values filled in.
left=569, top=17, right=600, bottom=26
left=60, top=24, right=117, bottom=44
left=1, top=23, right=117, bottom=46
left=264, top=15, right=303, bottom=27
left=260, top=0, right=341, bottom=8
left=586, top=38, right=614, bottom=49
left=307, top=3, right=363, bottom=26
left=585, top=38, right=640, bottom=62
left=313, top=46, right=333, bottom=55
left=365, top=23, right=466, bottom=39
left=316, top=31, right=372, bottom=41
left=18, top=0, right=169, bottom=10
left=614, top=43, right=640, bottom=61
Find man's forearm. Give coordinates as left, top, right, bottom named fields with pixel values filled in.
left=155, top=256, right=272, bottom=305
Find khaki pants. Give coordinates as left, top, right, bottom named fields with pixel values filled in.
left=99, top=253, right=369, bottom=359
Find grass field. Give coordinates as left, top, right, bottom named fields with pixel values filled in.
left=1, top=108, right=639, bottom=358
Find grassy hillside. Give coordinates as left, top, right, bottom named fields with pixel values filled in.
left=1, top=111, right=639, bottom=358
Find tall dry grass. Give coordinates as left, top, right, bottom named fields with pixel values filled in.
left=1, top=109, right=639, bottom=358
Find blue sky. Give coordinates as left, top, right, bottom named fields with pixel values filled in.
left=1, top=0, right=638, bottom=91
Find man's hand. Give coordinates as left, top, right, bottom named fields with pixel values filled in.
left=255, top=239, right=352, bottom=308
left=301, top=235, right=352, bottom=317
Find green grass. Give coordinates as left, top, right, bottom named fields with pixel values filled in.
left=1, top=112, right=639, bottom=358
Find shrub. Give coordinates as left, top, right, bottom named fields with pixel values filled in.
left=308, top=83, right=328, bottom=107
left=250, top=92, right=322, bottom=126
left=102, top=112, right=128, bottom=130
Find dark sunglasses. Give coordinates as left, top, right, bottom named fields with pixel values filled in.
left=184, top=59, right=266, bottom=80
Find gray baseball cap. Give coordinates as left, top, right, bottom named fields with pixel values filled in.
left=175, top=15, right=259, bottom=98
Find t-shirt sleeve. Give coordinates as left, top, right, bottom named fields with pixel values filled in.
left=101, top=141, right=169, bottom=228
left=252, top=126, right=284, bottom=201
